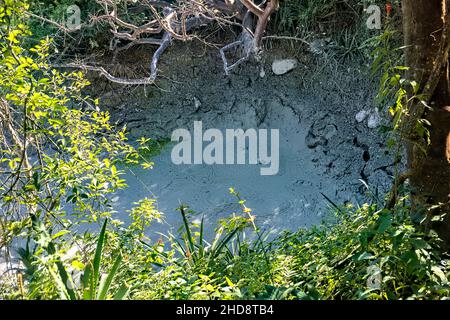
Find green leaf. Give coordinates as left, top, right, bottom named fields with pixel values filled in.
left=71, top=260, right=85, bottom=271
left=113, top=283, right=130, bottom=300
left=52, top=230, right=71, bottom=240
left=225, top=276, right=235, bottom=287
left=377, top=215, right=392, bottom=233
left=355, top=252, right=375, bottom=261
left=91, top=219, right=108, bottom=299
left=97, top=254, right=122, bottom=300
left=410, top=81, right=419, bottom=93
left=411, top=238, right=431, bottom=250
left=431, top=266, right=448, bottom=283
left=82, top=264, right=93, bottom=300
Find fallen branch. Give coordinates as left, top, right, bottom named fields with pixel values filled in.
left=55, top=63, right=156, bottom=85
left=262, top=35, right=312, bottom=46
left=24, top=11, right=73, bottom=33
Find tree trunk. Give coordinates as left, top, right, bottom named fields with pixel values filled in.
left=402, top=0, right=450, bottom=248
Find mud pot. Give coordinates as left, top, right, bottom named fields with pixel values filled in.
left=92, top=43, right=401, bottom=239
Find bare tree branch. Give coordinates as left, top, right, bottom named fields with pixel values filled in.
left=240, top=0, right=264, bottom=17
left=68, top=0, right=280, bottom=84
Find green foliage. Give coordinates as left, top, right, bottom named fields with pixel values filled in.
left=371, top=28, right=431, bottom=151
left=273, top=0, right=386, bottom=33
left=3, top=186, right=450, bottom=300
left=98, top=192, right=450, bottom=300
left=27, top=217, right=130, bottom=300
left=1, top=0, right=449, bottom=302
left=0, top=0, right=152, bottom=299
left=0, top=0, right=152, bottom=239
left=127, top=198, right=161, bottom=238
left=276, top=201, right=450, bottom=299
left=129, top=195, right=275, bottom=300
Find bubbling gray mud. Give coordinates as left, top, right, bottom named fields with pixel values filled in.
left=100, top=45, right=399, bottom=238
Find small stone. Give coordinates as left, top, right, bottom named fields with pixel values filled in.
left=368, top=109, right=381, bottom=129
left=259, top=67, right=266, bottom=78
left=355, top=110, right=369, bottom=123
left=193, top=97, right=201, bottom=112
left=272, top=59, right=298, bottom=75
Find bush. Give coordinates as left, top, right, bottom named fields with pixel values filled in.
left=5, top=191, right=448, bottom=300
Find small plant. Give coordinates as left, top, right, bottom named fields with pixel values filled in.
left=26, top=217, right=130, bottom=300
left=275, top=200, right=450, bottom=299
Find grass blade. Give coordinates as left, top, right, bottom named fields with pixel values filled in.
left=180, top=206, right=195, bottom=256
left=82, top=263, right=93, bottom=300
left=91, top=219, right=108, bottom=299
left=97, top=254, right=122, bottom=300
left=113, top=283, right=130, bottom=300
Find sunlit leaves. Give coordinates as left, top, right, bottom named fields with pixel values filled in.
left=127, top=198, right=162, bottom=238
left=0, top=0, right=148, bottom=255
left=371, top=29, right=431, bottom=150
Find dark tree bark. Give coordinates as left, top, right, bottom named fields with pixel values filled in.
left=402, top=0, right=450, bottom=248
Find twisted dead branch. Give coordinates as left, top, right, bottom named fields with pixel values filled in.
left=32, top=0, right=280, bottom=85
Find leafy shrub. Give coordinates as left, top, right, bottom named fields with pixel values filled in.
left=275, top=201, right=450, bottom=299
left=126, top=197, right=450, bottom=300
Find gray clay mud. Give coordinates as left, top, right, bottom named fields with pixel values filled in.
left=93, top=43, right=401, bottom=238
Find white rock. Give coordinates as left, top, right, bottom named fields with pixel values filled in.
left=259, top=67, right=266, bottom=78
left=194, top=97, right=201, bottom=112
left=355, top=110, right=369, bottom=123
left=367, top=109, right=382, bottom=129
left=272, top=59, right=298, bottom=75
